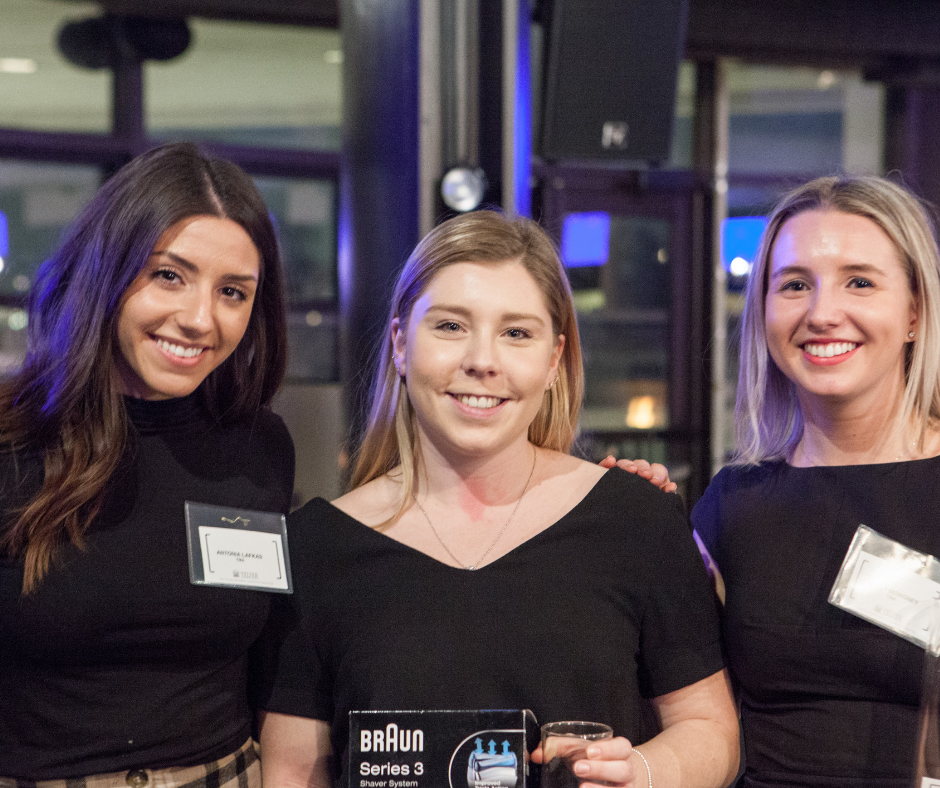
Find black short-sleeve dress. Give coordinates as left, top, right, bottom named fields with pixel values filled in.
left=255, top=468, right=725, bottom=787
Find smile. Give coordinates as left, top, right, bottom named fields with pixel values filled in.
left=453, top=394, right=505, bottom=409
left=802, top=341, right=858, bottom=358
left=156, top=338, right=207, bottom=359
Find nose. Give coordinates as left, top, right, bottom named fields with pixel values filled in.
left=805, top=283, right=844, bottom=331
left=462, top=332, right=499, bottom=377
left=175, top=286, right=214, bottom=336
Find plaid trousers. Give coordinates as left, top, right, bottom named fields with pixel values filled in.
left=0, top=739, right=260, bottom=788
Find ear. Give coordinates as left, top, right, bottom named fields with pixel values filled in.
left=545, top=334, right=566, bottom=389
left=391, top=317, right=406, bottom=374
left=908, top=295, right=920, bottom=342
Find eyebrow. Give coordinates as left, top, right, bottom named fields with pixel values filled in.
left=769, top=262, right=888, bottom=280
left=426, top=304, right=547, bottom=325
left=151, top=250, right=259, bottom=283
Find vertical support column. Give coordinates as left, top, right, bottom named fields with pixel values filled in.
left=478, top=0, right=531, bottom=217
left=693, top=58, right=728, bottom=482
left=502, top=0, right=531, bottom=217
left=339, top=0, right=421, bottom=450
left=108, top=16, right=146, bottom=174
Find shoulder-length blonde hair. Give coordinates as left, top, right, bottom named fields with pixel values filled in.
left=735, top=175, right=940, bottom=465
left=350, top=210, right=584, bottom=516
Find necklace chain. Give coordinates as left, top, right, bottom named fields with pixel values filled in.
left=413, top=449, right=537, bottom=570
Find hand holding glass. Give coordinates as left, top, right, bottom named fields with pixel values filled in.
left=540, top=721, right=613, bottom=788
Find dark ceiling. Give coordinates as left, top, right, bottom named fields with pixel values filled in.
left=55, top=0, right=940, bottom=71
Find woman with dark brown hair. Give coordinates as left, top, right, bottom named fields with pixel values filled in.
left=0, top=143, right=294, bottom=788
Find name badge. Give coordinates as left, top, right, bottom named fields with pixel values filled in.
left=829, top=525, right=940, bottom=651
left=185, top=501, right=292, bottom=593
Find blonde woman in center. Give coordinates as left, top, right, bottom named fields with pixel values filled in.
left=254, top=210, right=738, bottom=788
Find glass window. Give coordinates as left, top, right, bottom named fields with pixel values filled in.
left=0, top=159, right=100, bottom=299
left=252, top=175, right=338, bottom=382
left=567, top=213, right=671, bottom=434
left=0, top=160, right=101, bottom=373
left=147, top=20, right=342, bottom=150
left=252, top=176, right=337, bottom=305
left=0, top=0, right=111, bottom=132
left=727, top=62, right=885, bottom=176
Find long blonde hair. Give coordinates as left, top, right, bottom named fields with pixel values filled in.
left=350, top=210, right=584, bottom=521
left=735, top=175, right=940, bottom=464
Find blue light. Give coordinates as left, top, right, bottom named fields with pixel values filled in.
left=0, top=210, right=8, bottom=259
left=721, top=216, right=767, bottom=276
left=561, top=212, right=610, bottom=268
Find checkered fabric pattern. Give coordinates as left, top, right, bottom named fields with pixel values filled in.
left=0, top=739, right=260, bottom=788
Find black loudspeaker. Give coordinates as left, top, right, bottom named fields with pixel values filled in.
left=540, top=0, right=689, bottom=163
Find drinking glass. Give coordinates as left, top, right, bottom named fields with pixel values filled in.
left=540, top=721, right=613, bottom=788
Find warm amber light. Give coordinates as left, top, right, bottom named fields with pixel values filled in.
left=625, top=395, right=657, bottom=429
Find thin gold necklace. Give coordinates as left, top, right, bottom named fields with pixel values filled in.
left=413, top=449, right=537, bottom=570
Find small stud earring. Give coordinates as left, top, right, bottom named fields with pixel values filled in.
left=909, top=331, right=916, bottom=339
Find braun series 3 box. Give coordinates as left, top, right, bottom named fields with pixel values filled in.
left=350, top=710, right=539, bottom=788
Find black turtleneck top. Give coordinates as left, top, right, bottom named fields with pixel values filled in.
left=0, top=394, right=294, bottom=779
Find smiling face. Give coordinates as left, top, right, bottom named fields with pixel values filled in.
left=393, top=259, right=564, bottom=463
left=764, top=208, right=917, bottom=413
left=115, top=215, right=260, bottom=400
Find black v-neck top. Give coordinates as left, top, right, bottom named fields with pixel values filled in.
left=254, top=468, right=724, bottom=787
left=694, top=457, right=940, bottom=787
left=0, top=394, right=295, bottom=779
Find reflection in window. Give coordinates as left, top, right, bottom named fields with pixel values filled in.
left=568, top=213, right=671, bottom=433
left=0, top=161, right=100, bottom=300
left=726, top=63, right=884, bottom=176
left=147, top=20, right=342, bottom=150
left=252, top=176, right=338, bottom=382
left=0, top=0, right=110, bottom=132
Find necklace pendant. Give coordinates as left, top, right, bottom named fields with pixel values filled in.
left=467, top=565, right=476, bottom=571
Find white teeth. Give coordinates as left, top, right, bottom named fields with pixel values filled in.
left=803, top=342, right=858, bottom=358
left=157, top=338, right=205, bottom=359
left=457, top=394, right=502, bottom=409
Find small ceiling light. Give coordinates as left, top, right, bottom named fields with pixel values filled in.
left=817, top=70, right=836, bottom=90
left=0, top=58, right=37, bottom=74
left=441, top=166, right=487, bottom=212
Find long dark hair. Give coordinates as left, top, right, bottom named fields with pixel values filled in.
left=0, top=142, right=288, bottom=592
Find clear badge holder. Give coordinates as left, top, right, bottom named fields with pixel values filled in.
left=828, top=525, right=940, bottom=785
left=185, top=501, right=292, bottom=593
left=829, top=525, right=940, bottom=650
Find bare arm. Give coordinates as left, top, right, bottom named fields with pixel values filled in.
left=259, top=711, right=334, bottom=788
left=531, top=670, right=739, bottom=788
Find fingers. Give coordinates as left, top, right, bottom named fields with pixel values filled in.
left=572, top=738, right=636, bottom=788
left=530, top=744, right=544, bottom=764
left=606, top=458, right=677, bottom=494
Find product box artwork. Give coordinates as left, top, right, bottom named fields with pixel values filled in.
left=350, top=710, right=539, bottom=788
